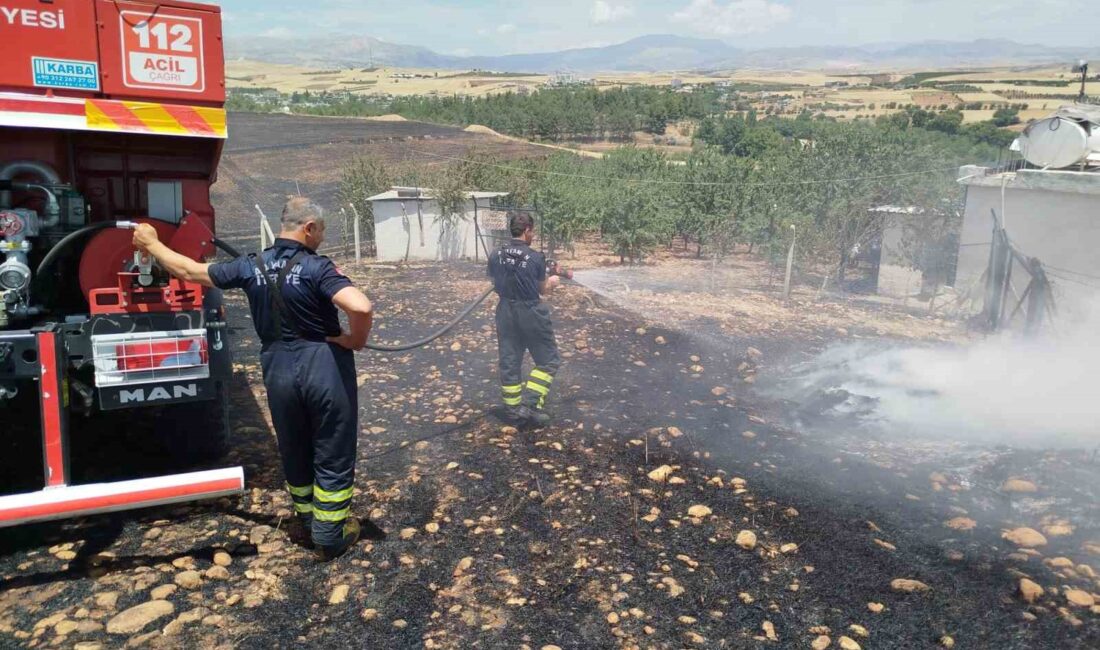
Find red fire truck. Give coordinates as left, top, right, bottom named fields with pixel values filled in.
left=0, top=0, right=243, bottom=527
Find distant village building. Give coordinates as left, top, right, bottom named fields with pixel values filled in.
left=549, top=71, right=577, bottom=86
left=367, top=186, right=509, bottom=262
left=669, top=78, right=683, bottom=89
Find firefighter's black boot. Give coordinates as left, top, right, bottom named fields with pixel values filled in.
left=502, top=405, right=528, bottom=424
left=286, top=514, right=315, bottom=550
left=316, top=518, right=361, bottom=562
left=515, top=405, right=551, bottom=428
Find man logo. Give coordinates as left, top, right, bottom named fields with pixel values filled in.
left=119, top=383, right=198, bottom=404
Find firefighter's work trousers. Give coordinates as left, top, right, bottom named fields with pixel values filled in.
left=261, top=339, right=358, bottom=546
left=496, top=298, right=560, bottom=410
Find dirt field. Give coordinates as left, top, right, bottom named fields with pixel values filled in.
left=213, top=113, right=550, bottom=250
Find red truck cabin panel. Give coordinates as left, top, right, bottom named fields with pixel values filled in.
left=97, top=0, right=225, bottom=104
left=0, top=1, right=100, bottom=94
left=0, top=0, right=225, bottom=105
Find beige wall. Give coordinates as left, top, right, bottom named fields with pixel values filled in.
left=958, top=173, right=1100, bottom=317
left=371, top=199, right=485, bottom=262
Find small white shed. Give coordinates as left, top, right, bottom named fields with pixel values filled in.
left=366, top=186, right=509, bottom=262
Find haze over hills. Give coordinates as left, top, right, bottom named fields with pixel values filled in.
left=226, top=33, right=1099, bottom=72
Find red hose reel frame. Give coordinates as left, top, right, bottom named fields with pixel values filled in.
left=79, top=215, right=217, bottom=316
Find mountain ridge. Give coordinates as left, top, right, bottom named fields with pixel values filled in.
left=226, top=33, right=1099, bottom=73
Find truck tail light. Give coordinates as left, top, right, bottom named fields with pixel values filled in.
left=114, top=338, right=208, bottom=372
left=91, top=329, right=210, bottom=387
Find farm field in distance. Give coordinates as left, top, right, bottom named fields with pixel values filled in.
left=227, top=60, right=1096, bottom=133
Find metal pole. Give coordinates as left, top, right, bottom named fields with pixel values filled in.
left=340, top=208, right=349, bottom=258
left=783, top=224, right=796, bottom=302
left=348, top=203, right=362, bottom=266
left=255, top=204, right=275, bottom=249
left=472, top=198, right=479, bottom=262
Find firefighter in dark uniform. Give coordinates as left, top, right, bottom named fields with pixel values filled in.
left=488, top=212, right=561, bottom=426
left=133, top=197, right=374, bottom=561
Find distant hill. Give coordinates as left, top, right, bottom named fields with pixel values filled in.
left=226, top=33, right=1099, bottom=73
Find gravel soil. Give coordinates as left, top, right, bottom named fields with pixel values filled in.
left=1, top=260, right=1097, bottom=649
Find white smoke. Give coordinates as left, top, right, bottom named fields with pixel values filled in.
left=774, top=305, right=1100, bottom=447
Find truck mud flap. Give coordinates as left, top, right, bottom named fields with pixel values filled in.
left=98, top=377, right=214, bottom=410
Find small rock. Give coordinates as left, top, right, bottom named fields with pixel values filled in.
left=867, top=602, right=884, bottom=613
left=106, top=601, right=174, bottom=635
left=74, top=643, right=103, bottom=650
left=667, top=426, right=683, bottom=438
left=1064, top=589, right=1094, bottom=608
left=328, top=585, right=350, bottom=605
left=1003, top=528, right=1047, bottom=548
left=1001, top=479, right=1038, bottom=493
left=687, top=505, right=712, bottom=518
left=838, top=636, right=861, bottom=650
left=1019, top=578, right=1044, bottom=603
left=711, top=386, right=727, bottom=396
left=780, top=543, right=798, bottom=554
left=150, top=584, right=177, bottom=600
left=541, top=646, right=563, bottom=650
left=173, top=571, right=202, bottom=590
left=392, top=619, right=408, bottom=629
left=684, top=631, right=706, bottom=645
left=890, top=578, right=930, bottom=593
left=202, top=614, right=224, bottom=627
left=205, top=566, right=230, bottom=581
left=454, top=556, right=473, bottom=576
left=399, top=528, right=417, bottom=540
left=647, top=465, right=674, bottom=482
left=450, top=341, right=462, bottom=352
left=762, top=620, right=777, bottom=641
left=812, top=635, right=832, bottom=650
left=735, top=530, right=757, bottom=550
left=940, top=635, right=955, bottom=648
left=425, top=522, right=440, bottom=534
left=848, top=624, right=868, bottom=638
left=54, top=619, right=79, bottom=635
left=361, top=608, right=379, bottom=621
left=95, top=592, right=120, bottom=610
left=212, top=551, right=232, bottom=567
left=678, top=615, right=697, bottom=624
left=606, top=612, right=620, bottom=625
left=655, top=336, right=667, bottom=345
left=171, top=556, right=196, bottom=570
left=1042, top=523, right=1074, bottom=538
left=944, top=517, right=976, bottom=531
left=741, top=430, right=756, bottom=440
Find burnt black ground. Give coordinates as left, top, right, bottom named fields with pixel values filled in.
left=1, top=112, right=1098, bottom=647
left=1, top=261, right=1098, bottom=648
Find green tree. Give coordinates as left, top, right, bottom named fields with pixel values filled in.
left=338, top=155, right=393, bottom=255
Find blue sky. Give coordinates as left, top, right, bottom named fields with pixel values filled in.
left=218, top=1, right=1092, bottom=54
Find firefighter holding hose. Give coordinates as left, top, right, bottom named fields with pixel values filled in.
left=489, top=212, right=562, bottom=427
left=132, top=197, right=373, bottom=561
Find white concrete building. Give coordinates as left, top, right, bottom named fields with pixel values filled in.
left=956, top=165, right=1100, bottom=315
left=366, top=186, right=509, bottom=262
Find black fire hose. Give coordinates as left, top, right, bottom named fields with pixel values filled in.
left=362, top=285, right=493, bottom=352
left=210, top=238, right=493, bottom=352
left=35, top=220, right=138, bottom=278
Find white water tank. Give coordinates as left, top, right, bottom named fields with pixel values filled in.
left=1015, top=104, right=1100, bottom=169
